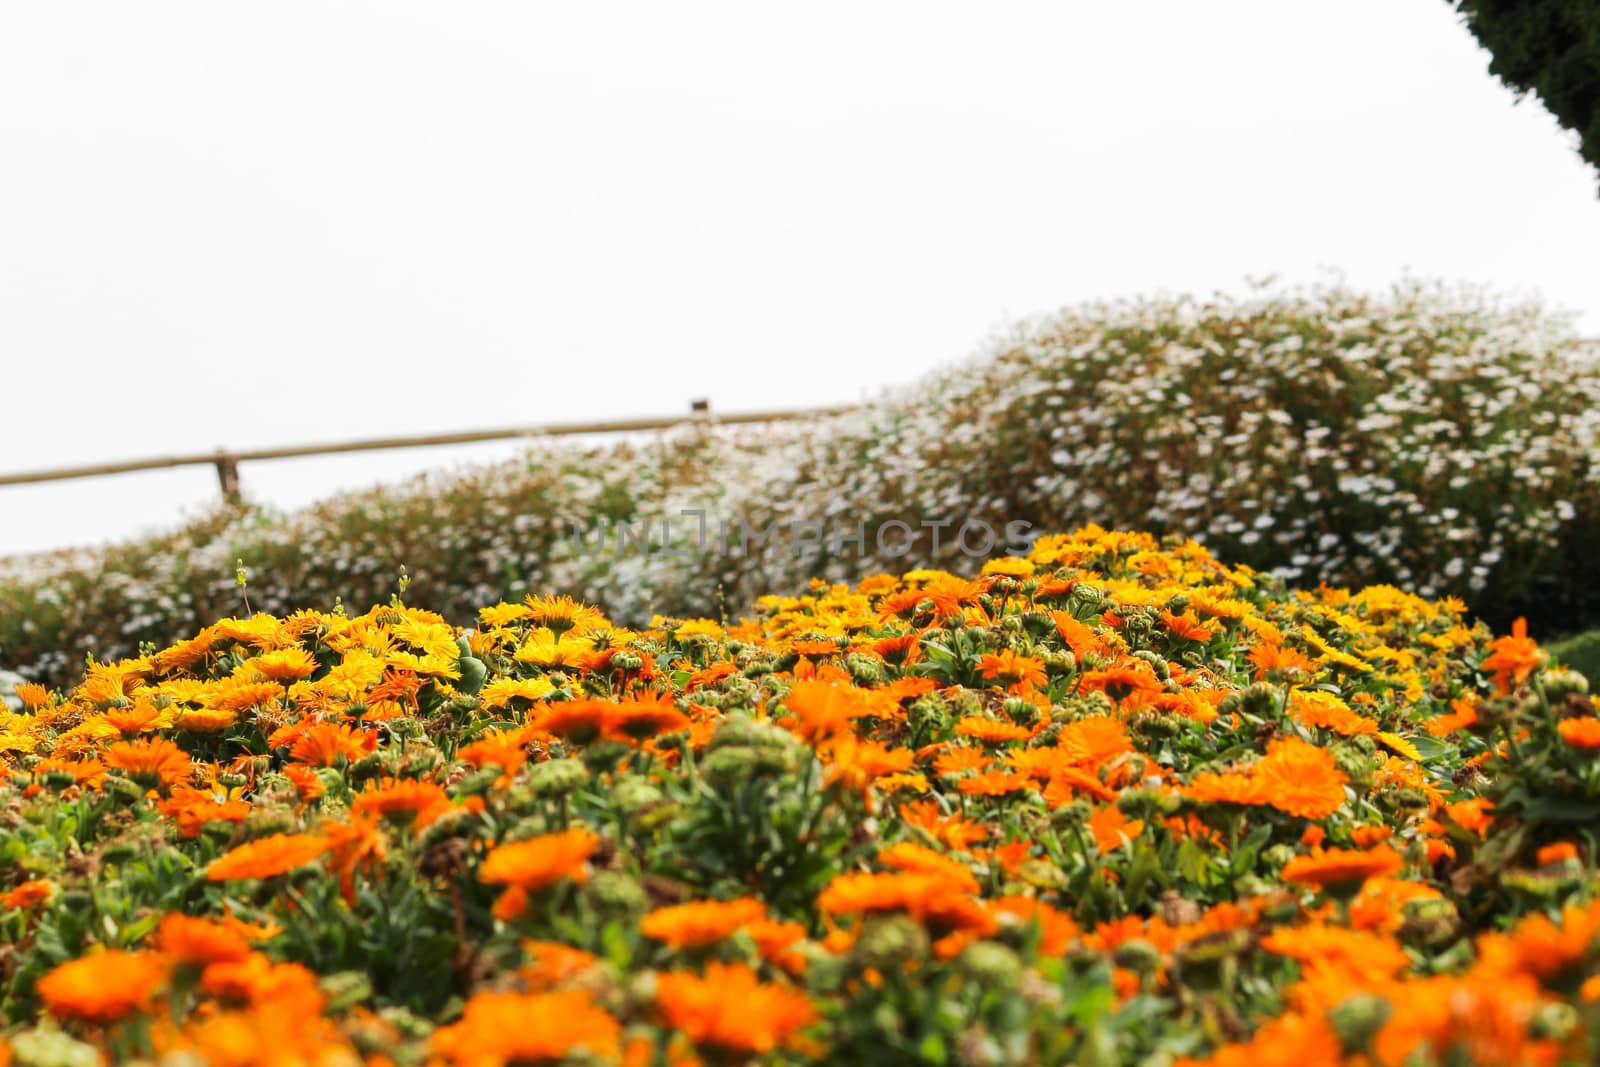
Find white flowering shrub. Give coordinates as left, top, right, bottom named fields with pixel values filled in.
left=3, top=281, right=1596, bottom=688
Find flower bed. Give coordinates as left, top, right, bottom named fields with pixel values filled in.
left=5, top=281, right=1599, bottom=693
left=1, top=526, right=1597, bottom=1064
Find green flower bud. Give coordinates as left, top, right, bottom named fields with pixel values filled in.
left=1541, top=669, right=1589, bottom=702
left=1327, top=993, right=1392, bottom=1053
left=9, top=1027, right=104, bottom=1067
left=844, top=654, right=886, bottom=687
left=586, top=871, right=647, bottom=920
left=610, top=776, right=664, bottom=814
left=1397, top=898, right=1460, bottom=950
left=1130, top=650, right=1169, bottom=681
left=1042, top=650, right=1077, bottom=674
left=955, top=941, right=1022, bottom=990
left=1529, top=1001, right=1579, bottom=1041
left=319, top=970, right=373, bottom=1013
left=1002, top=698, right=1040, bottom=728
left=1111, top=938, right=1162, bottom=975
left=852, top=915, right=930, bottom=971
left=1238, top=682, right=1280, bottom=717
left=580, top=740, right=631, bottom=775
left=526, top=758, right=587, bottom=798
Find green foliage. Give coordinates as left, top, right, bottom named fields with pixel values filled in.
left=1450, top=0, right=1600, bottom=186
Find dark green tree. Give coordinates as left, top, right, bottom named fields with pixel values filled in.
left=1450, top=0, right=1600, bottom=186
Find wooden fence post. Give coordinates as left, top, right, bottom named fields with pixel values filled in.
left=215, top=452, right=242, bottom=506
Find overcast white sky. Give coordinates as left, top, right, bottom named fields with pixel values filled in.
left=2, top=1, right=1597, bottom=560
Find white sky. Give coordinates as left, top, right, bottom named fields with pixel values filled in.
left=2, top=1, right=1597, bottom=560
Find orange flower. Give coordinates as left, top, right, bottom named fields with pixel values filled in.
left=932, top=746, right=990, bottom=776
left=104, top=737, right=193, bottom=787
left=532, top=699, right=612, bottom=745
left=1160, top=610, right=1216, bottom=643
left=1247, top=642, right=1319, bottom=681
left=655, top=962, right=817, bottom=1055
left=976, top=650, right=1047, bottom=692
left=1281, top=846, right=1403, bottom=894
left=431, top=989, right=621, bottom=1066
left=324, top=814, right=388, bottom=905
left=1088, top=804, right=1145, bottom=854
left=1181, top=771, right=1263, bottom=807
left=157, top=785, right=252, bottom=837
left=519, top=940, right=601, bottom=991
left=1253, top=737, right=1348, bottom=820
left=154, top=913, right=253, bottom=966
left=899, top=799, right=989, bottom=850
left=1, top=879, right=53, bottom=911
left=606, top=692, right=690, bottom=741
left=1481, top=617, right=1543, bottom=694
left=37, top=950, right=168, bottom=1023
left=206, top=833, right=333, bottom=881
left=955, top=716, right=1033, bottom=744
left=1538, top=841, right=1580, bottom=866
left=1079, top=660, right=1165, bottom=707
left=780, top=679, right=868, bottom=743
left=958, top=769, right=1034, bottom=796
left=287, top=722, right=375, bottom=766
left=480, top=828, right=599, bottom=919
left=1055, top=715, right=1134, bottom=769
left=823, top=736, right=915, bottom=800
left=351, top=777, right=452, bottom=825
left=641, top=897, right=766, bottom=949
left=1558, top=717, right=1600, bottom=750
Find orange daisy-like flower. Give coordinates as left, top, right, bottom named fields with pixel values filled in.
left=900, top=799, right=989, bottom=851
left=1281, top=846, right=1403, bottom=894
left=1160, top=610, right=1217, bottom=644
left=1252, top=737, right=1348, bottom=820
left=655, top=962, right=817, bottom=1056
left=37, top=950, right=169, bottom=1024
left=431, top=989, right=621, bottom=1066
left=532, top=700, right=612, bottom=745
left=780, top=679, right=869, bottom=743
left=1481, top=617, right=1543, bottom=695
left=606, top=692, right=691, bottom=742
left=2, top=878, right=53, bottom=911
left=287, top=722, right=376, bottom=767
left=958, top=769, right=1034, bottom=797
left=351, top=777, right=452, bottom=825
left=955, top=716, right=1033, bottom=745
left=206, top=833, right=333, bottom=882
left=157, top=785, right=252, bottom=838
left=519, top=940, right=601, bottom=991
left=479, top=828, right=599, bottom=919
left=1246, top=641, right=1319, bottom=682
left=1558, top=717, right=1600, bottom=750
left=1538, top=841, right=1580, bottom=866
left=104, top=737, right=193, bottom=787
left=1181, top=771, right=1264, bottom=807
left=640, top=897, right=767, bottom=949
left=931, top=746, right=990, bottom=776
left=154, top=913, right=253, bottom=966
left=1079, top=660, right=1165, bottom=707
left=1088, top=804, right=1145, bottom=854
left=977, top=650, right=1047, bottom=692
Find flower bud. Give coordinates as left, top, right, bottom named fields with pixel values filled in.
left=852, top=916, right=930, bottom=971
left=955, top=941, right=1022, bottom=990
left=526, top=758, right=587, bottom=798
left=1327, top=993, right=1392, bottom=1053
left=586, top=871, right=647, bottom=920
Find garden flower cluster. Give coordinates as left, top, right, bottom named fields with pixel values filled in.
left=5, top=282, right=1598, bottom=693
left=2, top=525, right=1599, bottom=1064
